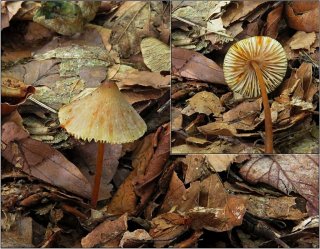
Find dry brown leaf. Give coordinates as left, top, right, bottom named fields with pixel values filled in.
left=222, top=0, right=269, bottom=27
left=24, top=22, right=53, bottom=42
left=113, top=70, right=170, bottom=89
left=239, top=195, right=308, bottom=220
left=133, top=124, right=170, bottom=211
left=265, top=3, right=283, bottom=39
left=1, top=76, right=35, bottom=116
left=81, top=213, right=128, bottom=248
left=1, top=1, right=23, bottom=29
left=1, top=122, right=92, bottom=199
left=104, top=1, right=168, bottom=58
left=105, top=133, right=155, bottom=215
left=172, top=47, right=226, bottom=85
left=289, top=31, right=316, bottom=51
left=159, top=172, right=200, bottom=213
left=182, top=91, right=225, bottom=116
left=239, top=155, right=319, bottom=215
left=173, top=230, right=203, bottom=248
left=172, top=107, right=183, bottom=131
left=183, top=155, right=209, bottom=184
left=149, top=213, right=189, bottom=248
left=141, top=37, right=170, bottom=72
left=122, top=88, right=166, bottom=105
left=119, top=229, right=152, bottom=248
left=187, top=195, right=247, bottom=232
left=285, top=1, right=319, bottom=32
left=295, top=63, right=318, bottom=102
left=222, top=99, right=262, bottom=131
left=198, top=121, right=237, bottom=136
left=1, top=215, right=34, bottom=248
left=205, top=154, right=241, bottom=172
left=85, top=24, right=112, bottom=51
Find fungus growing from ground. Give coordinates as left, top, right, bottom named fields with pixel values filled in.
left=224, top=36, right=287, bottom=153
left=59, top=81, right=147, bottom=206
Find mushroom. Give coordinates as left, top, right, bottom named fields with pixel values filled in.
left=223, top=36, right=287, bottom=153
left=58, top=81, right=147, bottom=206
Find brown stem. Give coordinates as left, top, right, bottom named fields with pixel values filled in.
left=251, top=61, right=273, bottom=153
left=91, top=142, right=105, bottom=207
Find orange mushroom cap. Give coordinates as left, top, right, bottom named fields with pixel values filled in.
left=58, top=82, right=147, bottom=143
left=223, top=36, right=287, bottom=97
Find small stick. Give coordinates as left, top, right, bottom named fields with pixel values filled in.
left=28, top=96, right=57, bottom=114
left=251, top=61, right=273, bottom=153
left=91, top=143, right=105, bottom=207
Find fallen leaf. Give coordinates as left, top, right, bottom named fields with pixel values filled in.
left=1, top=76, right=35, bottom=116
left=149, top=213, right=189, bottom=248
left=198, top=121, right=237, bottom=136
left=119, top=229, right=152, bottom=248
left=183, top=155, right=209, bottom=184
left=181, top=91, right=225, bottom=116
left=81, top=213, right=128, bottom=248
left=159, top=172, right=200, bottom=213
left=265, top=3, right=283, bottom=39
left=222, top=1, right=269, bottom=27
left=240, top=195, right=308, bottom=220
left=187, top=195, right=247, bottom=232
left=105, top=133, right=155, bottom=215
left=173, top=230, right=203, bottom=248
left=104, top=1, right=168, bottom=58
left=222, top=99, right=262, bottom=130
left=1, top=1, right=23, bottom=29
left=1, top=122, right=92, bottom=199
left=113, top=69, right=170, bottom=89
left=172, top=47, right=226, bottom=85
left=239, top=155, right=319, bottom=215
left=134, top=124, right=170, bottom=211
left=285, top=1, right=319, bottom=32
left=1, top=215, right=34, bottom=248
left=289, top=31, right=316, bottom=51
left=205, top=154, right=242, bottom=172
left=141, top=37, right=170, bottom=72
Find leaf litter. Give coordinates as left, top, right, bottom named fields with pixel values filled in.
left=1, top=1, right=319, bottom=248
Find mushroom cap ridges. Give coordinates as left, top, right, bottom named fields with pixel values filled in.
left=223, top=36, right=287, bottom=97
left=58, top=82, right=147, bottom=144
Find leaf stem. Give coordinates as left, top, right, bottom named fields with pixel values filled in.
left=251, top=61, right=273, bottom=153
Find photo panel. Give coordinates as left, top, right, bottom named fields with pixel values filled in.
left=171, top=0, right=319, bottom=154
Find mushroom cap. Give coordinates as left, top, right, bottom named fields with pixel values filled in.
left=58, top=82, right=147, bottom=144
left=223, top=36, right=287, bottom=97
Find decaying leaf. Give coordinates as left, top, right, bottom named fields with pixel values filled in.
left=33, top=1, right=84, bottom=35
left=149, top=213, right=189, bottom=248
left=1, top=122, right=92, bottom=199
left=239, top=155, right=319, bottom=215
left=265, top=3, right=283, bottom=39
left=182, top=91, right=225, bottom=116
left=172, top=47, right=226, bottom=85
left=285, top=1, right=319, bottom=32
left=81, top=213, right=128, bottom=248
left=141, top=37, right=170, bottom=72
left=1, top=76, right=35, bottom=116
left=104, top=1, right=169, bottom=58
left=289, top=31, right=316, bottom=51
left=119, top=229, right=152, bottom=248
left=240, top=195, right=308, bottom=220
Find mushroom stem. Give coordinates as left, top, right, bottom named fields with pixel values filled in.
left=251, top=61, right=273, bottom=153
left=91, top=142, right=105, bottom=207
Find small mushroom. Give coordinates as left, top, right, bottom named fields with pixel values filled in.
left=223, top=36, right=287, bottom=153
left=58, top=81, right=147, bottom=207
